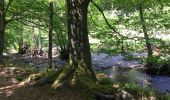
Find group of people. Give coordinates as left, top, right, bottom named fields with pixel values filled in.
left=32, top=48, right=44, bottom=57
left=19, top=44, right=44, bottom=57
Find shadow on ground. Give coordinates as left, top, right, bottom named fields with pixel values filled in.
left=0, top=67, right=86, bottom=100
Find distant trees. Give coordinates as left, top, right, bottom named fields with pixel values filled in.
left=91, top=0, right=156, bottom=57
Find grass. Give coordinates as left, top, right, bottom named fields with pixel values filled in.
left=123, top=82, right=155, bottom=96
left=157, top=94, right=170, bottom=100
left=96, top=75, right=170, bottom=100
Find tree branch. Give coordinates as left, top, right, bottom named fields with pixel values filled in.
left=88, top=11, right=98, bottom=27
left=21, top=21, right=48, bottom=32
left=90, top=0, right=142, bottom=40
left=4, top=0, right=14, bottom=16
left=5, top=12, right=19, bottom=24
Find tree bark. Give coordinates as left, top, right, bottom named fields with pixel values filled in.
left=18, top=31, right=23, bottom=54
left=38, top=29, right=42, bottom=51
left=139, top=5, right=153, bottom=57
left=48, top=2, right=53, bottom=70
left=52, top=0, right=96, bottom=89
left=0, top=0, right=5, bottom=67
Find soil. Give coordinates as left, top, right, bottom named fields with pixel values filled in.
left=0, top=67, right=87, bottom=100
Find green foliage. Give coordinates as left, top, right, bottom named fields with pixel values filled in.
left=98, top=77, right=113, bottom=85
left=123, top=53, right=140, bottom=61
left=147, top=55, right=170, bottom=65
left=88, top=0, right=170, bottom=56
left=123, top=82, right=155, bottom=97
left=3, top=0, right=68, bottom=52
left=151, top=38, right=170, bottom=54
left=78, top=77, right=116, bottom=94
left=157, top=94, right=170, bottom=100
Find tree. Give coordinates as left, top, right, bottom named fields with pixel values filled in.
left=0, top=0, right=19, bottom=66
left=139, top=3, right=153, bottom=57
left=0, top=0, right=5, bottom=67
left=51, top=0, right=96, bottom=88
left=48, top=1, right=53, bottom=70
left=101, top=0, right=155, bottom=57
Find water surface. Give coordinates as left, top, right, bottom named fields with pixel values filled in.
left=97, top=66, right=170, bottom=93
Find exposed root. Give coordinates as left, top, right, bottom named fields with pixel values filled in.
left=19, top=69, right=63, bottom=86
left=34, top=69, right=63, bottom=86
left=51, top=66, right=75, bottom=89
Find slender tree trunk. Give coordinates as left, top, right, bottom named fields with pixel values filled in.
left=139, top=5, right=153, bottom=57
left=48, top=2, right=53, bottom=70
left=29, top=17, right=35, bottom=57
left=121, top=37, right=124, bottom=54
left=0, top=0, right=5, bottom=67
left=52, top=0, right=96, bottom=89
left=38, top=29, right=42, bottom=50
left=18, top=32, right=23, bottom=54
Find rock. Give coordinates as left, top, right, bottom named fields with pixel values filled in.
left=120, top=90, right=135, bottom=100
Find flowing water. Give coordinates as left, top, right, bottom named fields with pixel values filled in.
left=96, top=66, right=170, bottom=93
left=91, top=53, right=170, bottom=93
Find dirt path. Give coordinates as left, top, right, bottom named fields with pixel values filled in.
left=0, top=67, right=86, bottom=100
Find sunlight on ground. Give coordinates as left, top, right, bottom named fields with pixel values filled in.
left=0, top=67, right=27, bottom=97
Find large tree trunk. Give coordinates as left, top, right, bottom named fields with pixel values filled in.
left=139, top=5, right=153, bottom=57
left=0, top=0, right=5, bottom=67
left=48, top=2, right=53, bottom=70
left=52, top=0, right=96, bottom=89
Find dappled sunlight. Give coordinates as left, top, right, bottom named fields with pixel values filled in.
left=0, top=67, right=85, bottom=100
left=6, top=53, right=66, bottom=72
left=0, top=84, right=21, bottom=97
left=0, top=0, right=169, bottom=99
left=96, top=73, right=108, bottom=79
left=0, top=67, right=33, bottom=98
left=112, top=83, right=120, bottom=88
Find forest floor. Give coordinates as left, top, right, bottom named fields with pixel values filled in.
left=0, top=67, right=87, bottom=100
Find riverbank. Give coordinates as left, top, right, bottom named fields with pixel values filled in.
left=5, top=52, right=170, bottom=93
left=6, top=52, right=146, bottom=71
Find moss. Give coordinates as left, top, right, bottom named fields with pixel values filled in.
left=52, top=58, right=96, bottom=89
left=98, top=77, right=113, bottom=85
left=51, top=65, right=75, bottom=89
left=15, top=76, right=24, bottom=82
left=77, top=77, right=117, bottom=96
left=37, top=69, right=63, bottom=84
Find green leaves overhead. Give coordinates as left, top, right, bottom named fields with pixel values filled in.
left=2, top=0, right=170, bottom=54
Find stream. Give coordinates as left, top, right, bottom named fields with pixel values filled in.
left=96, top=67, right=170, bottom=93
left=92, top=53, right=170, bottom=93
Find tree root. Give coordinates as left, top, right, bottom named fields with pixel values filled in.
left=34, top=69, right=63, bottom=86
left=93, top=90, right=135, bottom=100
left=21, top=66, right=135, bottom=100
left=51, top=66, right=75, bottom=89
left=20, top=69, right=63, bottom=86
left=93, top=91, right=116, bottom=100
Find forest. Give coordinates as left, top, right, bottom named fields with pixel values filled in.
left=0, top=0, right=170, bottom=100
